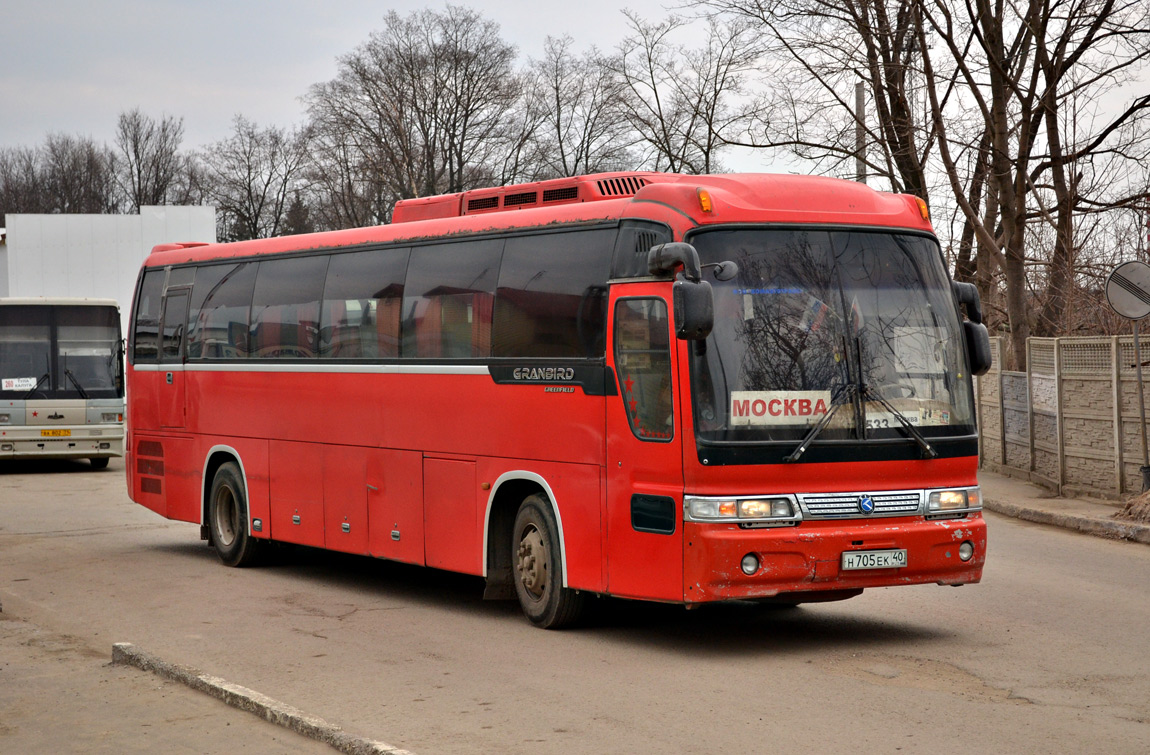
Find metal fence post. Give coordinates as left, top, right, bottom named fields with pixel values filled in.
left=1027, top=338, right=1035, bottom=473
left=1112, top=336, right=1124, bottom=493
left=1055, top=338, right=1065, bottom=492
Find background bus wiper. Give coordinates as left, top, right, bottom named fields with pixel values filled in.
left=64, top=369, right=90, bottom=399
left=21, top=372, right=50, bottom=400
left=785, top=383, right=858, bottom=463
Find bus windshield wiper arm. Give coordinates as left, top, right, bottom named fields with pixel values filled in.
left=861, top=385, right=938, bottom=459
left=64, top=369, right=90, bottom=399
left=785, top=383, right=858, bottom=463
left=22, top=373, right=50, bottom=400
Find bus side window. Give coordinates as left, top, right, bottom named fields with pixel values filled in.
left=492, top=228, right=614, bottom=358
left=160, top=291, right=189, bottom=363
left=132, top=270, right=164, bottom=363
left=402, top=239, right=501, bottom=359
left=250, top=256, right=328, bottom=359
left=614, top=298, right=674, bottom=442
left=186, top=263, right=256, bottom=360
left=319, top=247, right=409, bottom=359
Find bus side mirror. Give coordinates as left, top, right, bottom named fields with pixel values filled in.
left=964, top=320, right=992, bottom=376
left=673, top=278, right=714, bottom=340
left=951, top=281, right=983, bottom=324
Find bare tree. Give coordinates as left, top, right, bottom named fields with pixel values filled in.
left=200, top=116, right=311, bottom=241
left=527, top=36, right=635, bottom=177
left=614, top=12, right=763, bottom=173
left=0, top=146, right=47, bottom=225
left=303, top=4, right=521, bottom=224
left=0, top=135, right=120, bottom=223
left=113, top=108, right=189, bottom=211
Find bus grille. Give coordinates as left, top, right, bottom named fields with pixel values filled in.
left=798, top=491, right=922, bottom=519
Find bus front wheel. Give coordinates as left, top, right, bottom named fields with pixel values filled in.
left=209, top=461, right=262, bottom=567
left=89, top=457, right=109, bottom=470
left=512, top=494, right=585, bottom=629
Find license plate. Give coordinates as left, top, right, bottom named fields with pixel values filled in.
left=40, top=429, right=72, bottom=437
left=841, top=548, right=907, bottom=570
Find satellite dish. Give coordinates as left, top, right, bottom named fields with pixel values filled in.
left=1106, top=261, right=1150, bottom=320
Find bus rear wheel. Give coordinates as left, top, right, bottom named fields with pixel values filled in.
left=512, top=494, right=585, bottom=629
left=209, top=461, right=262, bottom=567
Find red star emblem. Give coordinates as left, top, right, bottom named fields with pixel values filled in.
left=629, top=399, right=638, bottom=415
left=623, top=376, right=634, bottom=393
left=32, top=411, right=38, bottom=417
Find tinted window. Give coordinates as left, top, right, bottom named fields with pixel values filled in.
left=186, top=263, right=257, bottom=359
left=402, top=239, right=502, bottom=358
left=55, top=306, right=121, bottom=398
left=250, top=256, right=328, bottom=359
left=611, top=221, right=673, bottom=278
left=614, top=298, right=673, bottom=442
left=320, top=247, right=410, bottom=359
left=132, top=269, right=164, bottom=362
left=492, top=229, right=614, bottom=358
left=161, top=291, right=189, bottom=362
left=0, top=306, right=52, bottom=397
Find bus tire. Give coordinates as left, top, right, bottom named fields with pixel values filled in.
left=209, top=461, right=262, bottom=567
left=512, top=494, right=585, bottom=629
left=89, top=457, right=110, bottom=470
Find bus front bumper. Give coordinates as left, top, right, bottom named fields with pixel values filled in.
left=683, top=513, right=986, bottom=603
left=0, top=427, right=124, bottom=460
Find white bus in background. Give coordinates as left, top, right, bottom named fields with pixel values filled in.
left=0, top=298, right=124, bottom=468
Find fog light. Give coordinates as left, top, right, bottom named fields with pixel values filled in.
left=741, top=553, right=760, bottom=575
left=958, top=541, right=974, bottom=561
left=99, top=442, right=111, bottom=450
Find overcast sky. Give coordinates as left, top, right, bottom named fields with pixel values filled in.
left=2, top=0, right=690, bottom=152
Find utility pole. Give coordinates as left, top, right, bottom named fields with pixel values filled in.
left=855, top=81, right=866, bottom=184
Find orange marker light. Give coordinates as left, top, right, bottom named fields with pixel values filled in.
left=915, top=197, right=930, bottom=221
left=697, top=188, right=713, bottom=213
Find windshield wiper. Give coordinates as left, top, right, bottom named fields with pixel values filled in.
left=64, top=369, right=90, bottom=399
left=861, top=384, right=938, bottom=459
left=785, top=383, right=859, bottom=463
left=22, top=372, right=50, bottom=400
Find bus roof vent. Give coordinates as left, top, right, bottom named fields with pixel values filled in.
left=503, top=191, right=538, bottom=207
left=467, top=196, right=500, bottom=212
left=597, top=175, right=650, bottom=197
left=542, top=186, right=579, bottom=203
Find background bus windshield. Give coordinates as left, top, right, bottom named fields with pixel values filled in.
left=689, top=228, right=975, bottom=444
left=0, top=305, right=122, bottom=400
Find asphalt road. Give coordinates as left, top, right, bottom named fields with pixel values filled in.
left=2, top=458, right=1149, bottom=753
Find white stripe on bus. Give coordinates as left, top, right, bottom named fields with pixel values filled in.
left=133, top=363, right=491, bottom=375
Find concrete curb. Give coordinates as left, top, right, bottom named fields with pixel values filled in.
left=111, top=643, right=413, bottom=755
left=983, top=499, right=1150, bottom=545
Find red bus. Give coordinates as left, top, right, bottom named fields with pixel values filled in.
left=125, top=172, right=991, bottom=628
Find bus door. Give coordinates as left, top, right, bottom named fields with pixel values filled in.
left=605, top=289, right=684, bottom=601
left=159, top=287, right=190, bottom=429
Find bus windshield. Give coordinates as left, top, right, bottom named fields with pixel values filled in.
left=688, top=228, right=975, bottom=446
left=0, top=305, right=122, bottom=400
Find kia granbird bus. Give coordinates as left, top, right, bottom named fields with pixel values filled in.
left=125, top=172, right=991, bottom=627
left=1, top=297, right=125, bottom=467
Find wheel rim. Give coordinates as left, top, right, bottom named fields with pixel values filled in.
left=213, top=485, right=238, bottom=548
left=516, top=524, right=549, bottom=601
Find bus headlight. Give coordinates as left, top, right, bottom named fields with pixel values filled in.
left=101, top=413, right=123, bottom=423
left=927, top=487, right=981, bottom=514
left=685, top=495, right=800, bottom=527
left=0, top=414, right=9, bottom=423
